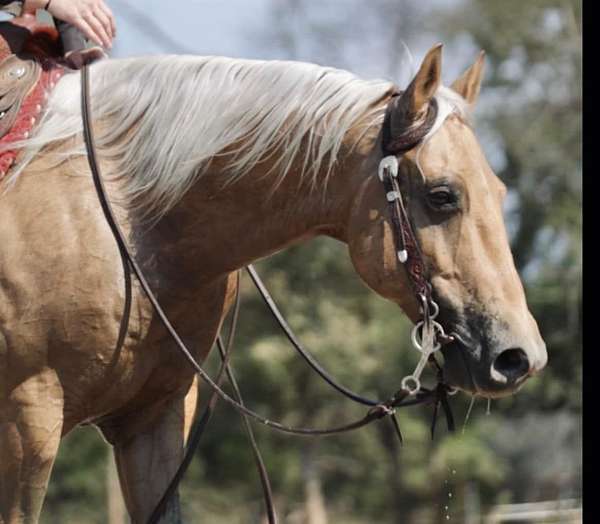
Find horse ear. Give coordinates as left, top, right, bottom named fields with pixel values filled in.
left=389, top=44, right=442, bottom=137
left=451, top=50, right=485, bottom=105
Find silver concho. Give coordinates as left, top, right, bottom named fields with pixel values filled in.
left=8, top=66, right=26, bottom=79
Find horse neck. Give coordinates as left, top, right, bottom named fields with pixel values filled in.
left=141, top=138, right=376, bottom=286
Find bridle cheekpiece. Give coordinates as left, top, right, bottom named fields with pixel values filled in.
left=378, top=93, right=455, bottom=395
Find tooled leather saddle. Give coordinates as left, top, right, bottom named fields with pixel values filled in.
left=0, top=16, right=65, bottom=178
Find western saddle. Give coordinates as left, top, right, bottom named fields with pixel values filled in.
left=0, top=16, right=64, bottom=178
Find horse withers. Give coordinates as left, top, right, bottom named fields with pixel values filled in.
left=0, top=36, right=546, bottom=523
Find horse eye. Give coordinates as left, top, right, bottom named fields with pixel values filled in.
left=427, top=186, right=458, bottom=210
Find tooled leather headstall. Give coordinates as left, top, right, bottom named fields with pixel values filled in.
left=379, top=93, right=438, bottom=302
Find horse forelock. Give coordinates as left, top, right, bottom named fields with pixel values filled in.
left=2, top=55, right=469, bottom=220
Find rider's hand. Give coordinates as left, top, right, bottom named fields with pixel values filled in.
left=24, top=0, right=116, bottom=49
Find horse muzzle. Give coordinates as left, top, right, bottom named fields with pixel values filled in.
left=439, top=329, right=547, bottom=398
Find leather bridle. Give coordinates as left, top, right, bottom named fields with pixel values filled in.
left=79, top=66, right=456, bottom=524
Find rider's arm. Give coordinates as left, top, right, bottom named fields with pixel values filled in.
left=23, top=0, right=114, bottom=48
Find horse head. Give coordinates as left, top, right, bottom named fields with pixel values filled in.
left=346, top=44, right=547, bottom=398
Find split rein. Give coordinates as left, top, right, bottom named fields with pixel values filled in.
left=80, top=66, right=456, bottom=523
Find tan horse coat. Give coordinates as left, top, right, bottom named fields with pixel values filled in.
left=0, top=45, right=546, bottom=523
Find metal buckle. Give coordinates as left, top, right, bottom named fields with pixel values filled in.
left=378, top=155, right=399, bottom=181
left=386, top=190, right=401, bottom=202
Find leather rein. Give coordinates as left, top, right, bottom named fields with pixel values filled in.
left=79, top=65, right=456, bottom=524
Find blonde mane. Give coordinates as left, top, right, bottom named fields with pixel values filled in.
left=3, top=55, right=468, bottom=219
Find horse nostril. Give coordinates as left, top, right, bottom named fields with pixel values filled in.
left=492, top=348, right=530, bottom=383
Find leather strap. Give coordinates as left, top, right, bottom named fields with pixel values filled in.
left=382, top=95, right=438, bottom=157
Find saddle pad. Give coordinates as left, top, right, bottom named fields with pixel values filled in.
left=0, top=22, right=65, bottom=180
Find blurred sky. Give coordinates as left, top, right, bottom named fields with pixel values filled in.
left=110, top=0, right=274, bottom=58
left=107, top=0, right=469, bottom=79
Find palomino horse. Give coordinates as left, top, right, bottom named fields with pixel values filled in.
left=0, top=42, right=547, bottom=523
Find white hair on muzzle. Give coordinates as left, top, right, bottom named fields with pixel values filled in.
left=2, top=55, right=468, bottom=220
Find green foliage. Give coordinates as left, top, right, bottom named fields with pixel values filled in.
left=41, top=428, right=108, bottom=524
left=429, top=422, right=507, bottom=487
